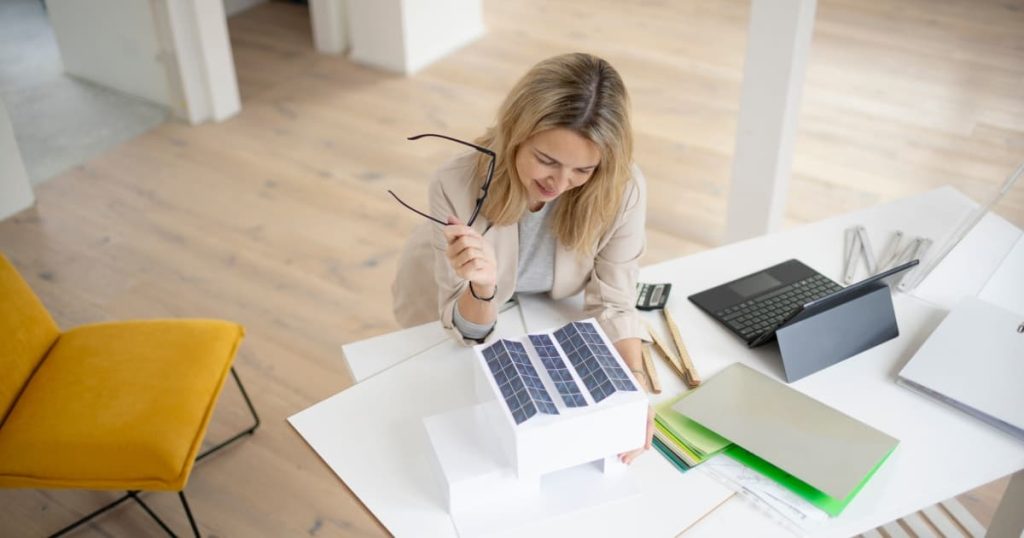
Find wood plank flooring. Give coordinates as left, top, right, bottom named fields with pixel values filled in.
left=1, top=0, right=1021, bottom=535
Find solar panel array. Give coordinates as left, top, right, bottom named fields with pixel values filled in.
left=528, top=334, right=587, bottom=408
left=482, top=339, right=559, bottom=424
left=553, top=321, right=637, bottom=403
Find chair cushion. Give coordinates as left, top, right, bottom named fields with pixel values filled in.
left=0, top=253, right=60, bottom=424
left=0, top=319, right=244, bottom=491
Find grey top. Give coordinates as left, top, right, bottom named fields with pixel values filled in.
left=514, top=201, right=557, bottom=294
left=454, top=202, right=557, bottom=339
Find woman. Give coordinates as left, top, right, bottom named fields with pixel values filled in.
left=392, top=52, right=651, bottom=463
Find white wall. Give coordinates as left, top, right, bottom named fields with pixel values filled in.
left=0, top=97, right=34, bottom=220
left=402, top=0, right=484, bottom=74
left=346, top=1, right=407, bottom=73
left=45, top=0, right=241, bottom=125
left=45, top=0, right=174, bottom=107
left=347, top=0, right=484, bottom=75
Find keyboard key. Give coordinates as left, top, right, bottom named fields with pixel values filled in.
left=716, top=273, right=841, bottom=338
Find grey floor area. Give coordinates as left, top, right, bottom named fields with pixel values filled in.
left=0, top=0, right=168, bottom=185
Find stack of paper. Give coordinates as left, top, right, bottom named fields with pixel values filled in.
left=651, top=393, right=731, bottom=472
left=702, top=453, right=829, bottom=532
left=671, top=363, right=899, bottom=516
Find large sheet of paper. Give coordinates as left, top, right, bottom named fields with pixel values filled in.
left=293, top=311, right=734, bottom=537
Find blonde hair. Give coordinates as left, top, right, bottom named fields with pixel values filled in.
left=473, top=53, right=634, bottom=253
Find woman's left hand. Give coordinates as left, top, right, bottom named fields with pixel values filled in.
left=619, top=404, right=654, bottom=465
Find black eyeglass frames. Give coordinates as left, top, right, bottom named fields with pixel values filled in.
left=388, top=133, right=496, bottom=227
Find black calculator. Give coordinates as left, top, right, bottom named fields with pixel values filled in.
left=636, top=282, right=671, bottom=310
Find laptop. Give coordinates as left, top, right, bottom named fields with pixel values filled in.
left=688, top=259, right=919, bottom=347
left=898, top=296, right=1024, bottom=441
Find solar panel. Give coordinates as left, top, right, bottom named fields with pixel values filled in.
left=482, top=339, right=559, bottom=424
left=553, top=321, right=637, bottom=403
left=528, top=334, right=588, bottom=408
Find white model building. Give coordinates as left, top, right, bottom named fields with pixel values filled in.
left=424, top=318, right=648, bottom=526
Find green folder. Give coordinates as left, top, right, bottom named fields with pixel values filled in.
left=724, top=444, right=896, bottom=516
left=654, top=393, right=731, bottom=461
left=652, top=436, right=690, bottom=473
left=672, top=364, right=900, bottom=517
left=653, top=422, right=702, bottom=464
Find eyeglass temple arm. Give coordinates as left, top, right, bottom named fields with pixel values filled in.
left=465, top=157, right=495, bottom=226
left=406, top=133, right=497, bottom=227
left=408, top=133, right=496, bottom=157
left=387, top=190, right=448, bottom=226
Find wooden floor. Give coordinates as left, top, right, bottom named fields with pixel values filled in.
left=1, top=0, right=1021, bottom=535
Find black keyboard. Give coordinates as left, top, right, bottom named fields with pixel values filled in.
left=714, top=274, right=844, bottom=341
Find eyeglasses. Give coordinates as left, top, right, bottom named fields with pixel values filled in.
left=388, top=133, right=496, bottom=227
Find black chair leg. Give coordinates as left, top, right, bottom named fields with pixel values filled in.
left=128, top=491, right=176, bottom=537
left=179, top=491, right=201, bottom=537
left=48, top=367, right=258, bottom=537
left=198, top=366, right=261, bottom=462
left=50, top=493, right=133, bottom=537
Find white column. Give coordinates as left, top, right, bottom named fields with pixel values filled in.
left=724, top=0, right=817, bottom=243
left=0, top=98, right=34, bottom=220
left=310, top=0, right=348, bottom=54
left=159, top=0, right=242, bottom=123
left=346, top=0, right=484, bottom=75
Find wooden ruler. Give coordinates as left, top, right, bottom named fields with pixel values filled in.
left=645, top=321, right=689, bottom=384
left=663, top=308, right=701, bottom=387
left=640, top=344, right=662, bottom=394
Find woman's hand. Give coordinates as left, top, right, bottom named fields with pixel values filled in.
left=443, top=216, right=497, bottom=290
left=619, top=404, right=655, bottom=465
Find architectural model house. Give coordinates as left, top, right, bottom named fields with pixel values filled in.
left=422, top=318, right=648, bottom=525
left=473, top=319, right=649, bottom=479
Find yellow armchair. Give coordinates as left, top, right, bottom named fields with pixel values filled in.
left=0, top=253, right=259, bottom=537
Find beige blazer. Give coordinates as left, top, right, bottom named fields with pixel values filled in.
left=392, top=152, right=647, bottom=345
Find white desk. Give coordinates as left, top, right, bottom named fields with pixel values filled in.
left=295, top=187, right=1024, bottom=537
